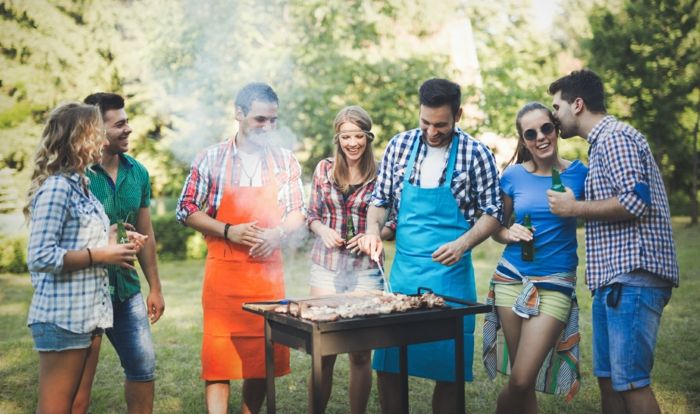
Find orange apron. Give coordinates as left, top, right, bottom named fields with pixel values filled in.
left=200, top=155, right=290, bottom=380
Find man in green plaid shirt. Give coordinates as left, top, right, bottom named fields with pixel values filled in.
left=86, top=93, right=164, bottom=414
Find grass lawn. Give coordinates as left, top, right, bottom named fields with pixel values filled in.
left=1, top=217, right=699, bottom=413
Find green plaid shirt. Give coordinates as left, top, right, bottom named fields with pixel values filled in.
left=87, top=154, right=151, bottom=302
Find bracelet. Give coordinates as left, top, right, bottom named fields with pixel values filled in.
left=86, top=248, right=93, bottom=267
left=277, top=226, right=286, bottom=240
left=223, top=223, right=231, bottom=241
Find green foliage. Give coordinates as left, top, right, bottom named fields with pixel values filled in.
left=0, top=235, right=27, bottom=273
left=150, top=215, right=196, bottom=261
left=584, top=0, right=700, bottom=198
left=467, top=0, right=564, bottom=137
left=185, top=233, right=208, bottom=260
left=1, top=0, right=694, bottom=209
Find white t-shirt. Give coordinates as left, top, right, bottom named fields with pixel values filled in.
left=419, top=144, right=448, bottom=188
left=237, top=150, right=263, bottom=187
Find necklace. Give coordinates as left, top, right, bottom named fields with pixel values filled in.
left=240, top=155, right=261, bottom=186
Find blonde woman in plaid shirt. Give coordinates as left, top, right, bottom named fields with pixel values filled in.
left=307, top=106, right=393, bottom=414
left=548, top=70, right=679, bottom=414
left=24, top=103, right=145, bottom=414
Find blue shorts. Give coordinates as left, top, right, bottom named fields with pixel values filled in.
left=30, top=323, right=103, bottom=352
left=309, top=263, right=383, bottom=293
left=592, top=284, right=671, bottom=391
left=106, top=292, right=156, bottom=381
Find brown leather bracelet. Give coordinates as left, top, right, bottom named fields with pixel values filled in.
left=86, top=248, right=93, bottom=267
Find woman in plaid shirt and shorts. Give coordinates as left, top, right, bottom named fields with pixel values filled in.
left=306, top=106, right=393, bottom=413
left=24, top=103, right=145, bottom=413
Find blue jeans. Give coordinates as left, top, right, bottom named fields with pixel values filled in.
left=106, top=292, right=156, bottom=381
left=592, top=284, right=671, bottom=391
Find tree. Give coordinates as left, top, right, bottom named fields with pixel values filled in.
left=585, top=0, right=700, bottom=222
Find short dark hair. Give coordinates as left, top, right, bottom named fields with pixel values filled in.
left=548, top=69, right=606, bottom=113
left=419, top=78, right=461, bottom=117
left=83, top=92, right=125, bottom=116
left=235, top=82, right=279, bottom=115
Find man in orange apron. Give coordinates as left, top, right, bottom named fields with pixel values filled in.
left=176, top=83, right=305, bottom=414
left=359, top=78, right=502, bottom=413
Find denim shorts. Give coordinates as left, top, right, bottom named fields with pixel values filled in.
left=592, top=284, right=672, bottom=391
left=30, top=323, right=103, bottom=352
left=105, top=292, right=156, bottom=381
left=309, top=263, right=384, bottom=293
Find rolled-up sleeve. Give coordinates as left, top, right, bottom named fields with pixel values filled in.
left=470, top=143, right=503, bottom=222
left=306, top=161, right=326, bottom=226
left=283, top=153, right=306, bottom=217
left=604, top=133, right=649, bottom=218
left=176, top=153, right=210, bottom=224
left=27, top=178, right=69, bottom=274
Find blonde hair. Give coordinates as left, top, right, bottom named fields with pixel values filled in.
left=332, top=105, right=377, bottom=192
left=23, top=103, right=104, bottom=218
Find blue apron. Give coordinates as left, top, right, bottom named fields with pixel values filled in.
left=372, top=135, right=476, bottom=382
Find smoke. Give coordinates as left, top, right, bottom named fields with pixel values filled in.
left=134, top=0, right=300, bottom=165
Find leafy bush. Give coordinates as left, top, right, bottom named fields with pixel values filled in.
left=151, top=214, right=197, bottom=260
left=0, top=235, right=28, bottom=273
left=186, top=232, right=208, bottom=259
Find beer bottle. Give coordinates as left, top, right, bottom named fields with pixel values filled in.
left=551, top=167, right=565, bottom=192
left=345, top=214, right=356, bottom=242
left=117, top=220, right=129, bottom=244
left=521, top=214, right=534, bottom=262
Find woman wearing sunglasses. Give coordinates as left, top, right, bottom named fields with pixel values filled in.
left=482, top=102, right=588, bottom=412
left=306, top=105, right=393, bottom=413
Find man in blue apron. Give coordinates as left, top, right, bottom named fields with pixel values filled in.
left=359, top=78, right=502, bottom=413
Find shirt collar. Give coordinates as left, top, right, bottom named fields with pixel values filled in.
left=91, top=153, right=134, bottom=173
left=587, top=115, right=616, bottom=147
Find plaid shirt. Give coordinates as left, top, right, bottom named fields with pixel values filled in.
left=27, top=173, right=112, bottom=333
left=584, top=116, right=679, bottom=290
left=176, top=139, right=306, bottom=224
left=307, top=158, right=380, bottom=271
left=372, top=127, right=502, bottom=226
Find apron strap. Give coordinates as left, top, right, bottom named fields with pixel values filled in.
left=403, top=133, right=459, bottom=189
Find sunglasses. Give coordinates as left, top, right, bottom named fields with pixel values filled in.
left=523, top=122, right=555, bottom=141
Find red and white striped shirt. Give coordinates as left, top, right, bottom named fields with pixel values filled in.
left=176, top=139, right=305, bottom=224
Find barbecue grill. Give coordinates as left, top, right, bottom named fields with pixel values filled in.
left=243, top=287, right=492, bottom=414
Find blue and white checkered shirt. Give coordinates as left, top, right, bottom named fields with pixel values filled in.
left=371, top=127, right=502, bottom=226
left=584, top=116, right=679, bottom=290
left=27, top=173, right=113, bottom=333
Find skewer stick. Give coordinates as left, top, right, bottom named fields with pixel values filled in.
left=376, top=259, right=392, bottom=293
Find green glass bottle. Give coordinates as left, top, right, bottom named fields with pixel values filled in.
left=345, top=214, right=356, bottom=242
left=551, top=167, right=566, bottom=192
left=521, top=214, right=534, bottom=262
left=117, top=220, right=129, bottom=244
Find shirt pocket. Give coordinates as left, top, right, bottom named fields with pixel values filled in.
left=70, top=197, right=105, bottom=246
left=450, top=169, right=469, bottom=194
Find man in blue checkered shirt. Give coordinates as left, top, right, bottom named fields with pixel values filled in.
left=358, top=78, right=502, bottom=413
left=546, top=69, right=679, bottom=414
